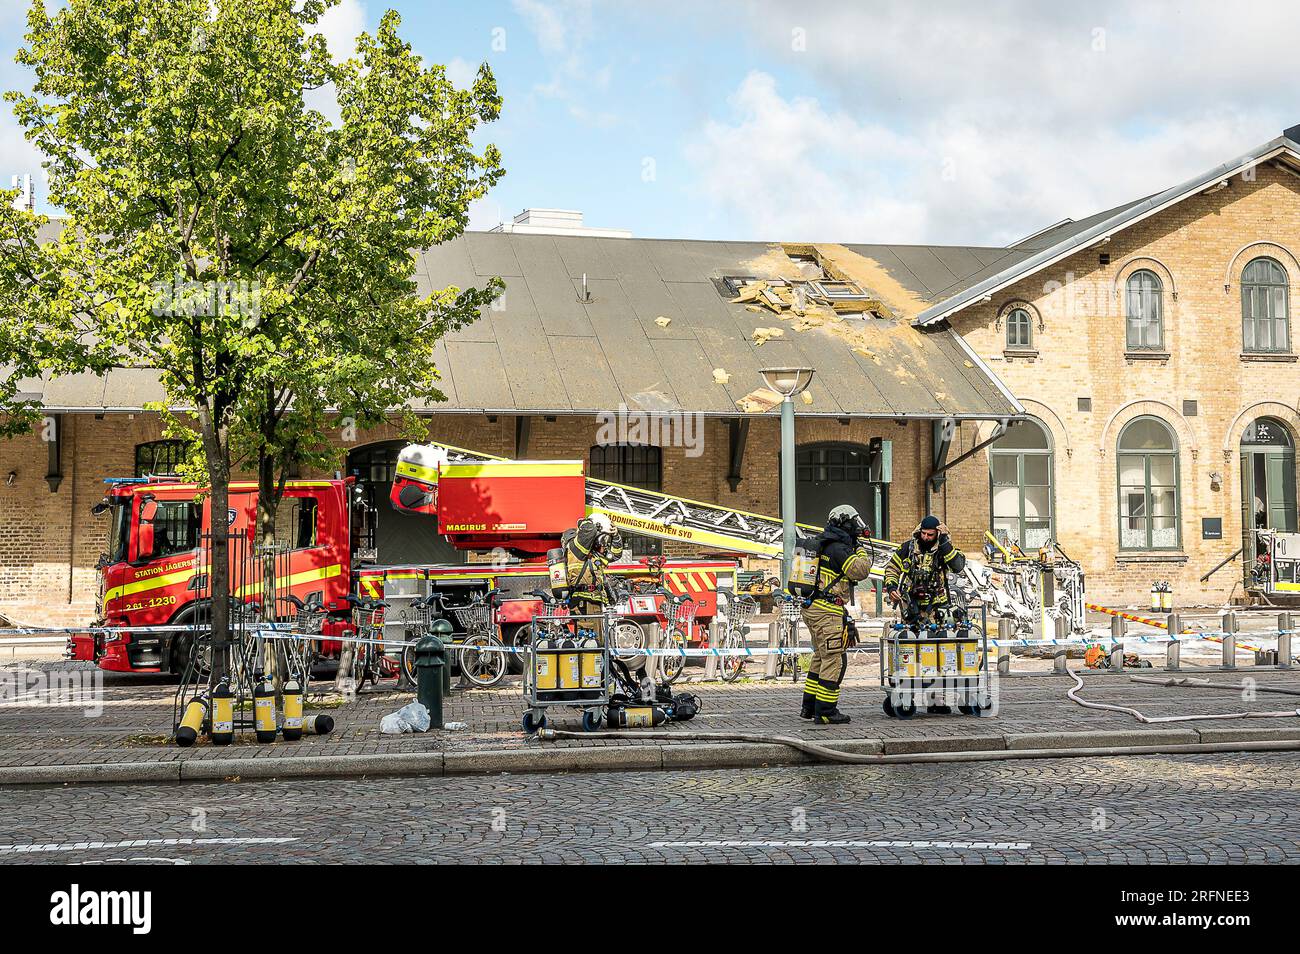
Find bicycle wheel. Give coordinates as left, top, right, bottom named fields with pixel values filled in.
left=459, top=634, right=508, bottom=689
left=776, top=621, right=795, bottom=680
left=400, top=643, right=418, bottom=685
left=659, top=627, right=687, bottom=684
left=719, top=627, right=746, bottom=682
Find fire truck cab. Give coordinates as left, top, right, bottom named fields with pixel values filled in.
left=77, top=477, right=354, bottom=673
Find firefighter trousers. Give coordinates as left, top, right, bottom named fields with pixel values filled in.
left=802, top=603, right=848, bottom=708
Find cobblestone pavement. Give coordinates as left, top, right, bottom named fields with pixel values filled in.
left=4, top=656, right=1300, bottom=768
left=1, top=752, right=1297, bottom=863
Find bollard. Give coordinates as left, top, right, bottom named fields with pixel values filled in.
left=415, top=632, right=446, bottom=729
left=997, top=616, right=1012, bottom=675
left=704, top=617, right=721, bottom=681
left=1165, top=612, right=1181, bottom=670
left=1280, top=611, right=1294, bottom=670
left=765, top=620, right=779, bottom=679
left=1053, top=615, right=1069, bottom=674
left=1222, top=611, right=1238, bottom=670
left=1109, top=614, right=1126, bottom=672
left=429, top=618, right=454, bottom=696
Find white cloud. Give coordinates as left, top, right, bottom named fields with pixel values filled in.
left=315, top=0, right=367, bottom=63
left=512, top=0, right=618, bottom=127
left=684, top=0, right=1298, bottom=244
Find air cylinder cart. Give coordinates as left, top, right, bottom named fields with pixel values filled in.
left=880, top=606, right=991, bottom=719
left=522, top=611, right=609, bottom=733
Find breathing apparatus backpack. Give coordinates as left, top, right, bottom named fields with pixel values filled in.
left=605, top=658, right=701, bottom=725
left=787, top=529, right=827, bottom=601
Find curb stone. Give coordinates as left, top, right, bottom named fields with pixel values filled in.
left=2, top=728, right=1300, bottom=786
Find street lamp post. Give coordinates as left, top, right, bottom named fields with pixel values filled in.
left=760, top=367, right=815, bottom=585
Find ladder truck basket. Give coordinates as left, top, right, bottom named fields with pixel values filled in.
left=878, top=615, right=993, bottom=719
left=523, top=613, right=609, bottom=734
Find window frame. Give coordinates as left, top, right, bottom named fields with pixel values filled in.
left=1241, top=256, right=1290, bottom=354
left=1124, top=268, right=1164, bottom=351
left=589, top=444, right=663, bottom=556
left=989, top=420, right=1054, bottom=548
left=1116, top=416, right=1182, bottom=552
left=134, top=439, right=188, bottom=478
left=1004, top=307, right=1034, bottom=350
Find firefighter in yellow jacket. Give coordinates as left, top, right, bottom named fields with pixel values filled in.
left=795, top=505, right=874, bottom=725
left=561, top=513, right=625, bottom=616
left=883, top=515, right=966, bottom=624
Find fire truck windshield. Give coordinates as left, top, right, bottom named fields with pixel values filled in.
left=105, top=499, right=130, bottom=565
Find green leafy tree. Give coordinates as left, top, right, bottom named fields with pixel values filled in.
left=0, top=0, right=503, bottom=682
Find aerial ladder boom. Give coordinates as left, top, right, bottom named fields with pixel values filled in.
left=389, top=441, right=894, bottom=575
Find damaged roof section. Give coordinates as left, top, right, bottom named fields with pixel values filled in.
left=23, top=231, right=1023, bottom=421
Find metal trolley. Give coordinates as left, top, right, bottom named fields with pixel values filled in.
left=879, top=609, right=992, bottom=719
left=522, top=613, right=609, bottom=734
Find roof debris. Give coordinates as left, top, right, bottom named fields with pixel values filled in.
left=712, top=368, right=731, bottom=385
left=654, top=316, right=672, bottom=327
left=735, top=387, right=784, bottom=414
left=800, top=391, right=814, bottom=405
left=751, top=327, right=785, bottom=345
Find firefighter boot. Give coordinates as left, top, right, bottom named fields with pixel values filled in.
left=800, top=675, right=819, bottom=719
left=813, top=678, right=850, bottom=725
left=814, top=699, right=851, bottom=725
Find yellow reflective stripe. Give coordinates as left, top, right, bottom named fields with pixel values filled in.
left=104, top=565, right=198, bottom=603
left=442, top=461, right=583, bottom=479
left=234, top=563, right=343, bottom=598
left=590, top=507, right=784, bottom=558
left=811, top=598, right=843, bottom=613
left=395, top=460, right=440, bottom=483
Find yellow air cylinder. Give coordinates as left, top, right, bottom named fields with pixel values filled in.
left=535, top=632, right=558, bottom=692
left=958, top=639, right=982, bottom=675
left=938, top=639, right=960, bottom=675
left=302, top=714, right=334, bottom=736
left=918, top=640, right=939, bottom=677
left=254, top=676, right=278, bottom=743
left=580, top=631, right=603, bottom=689
left=210, top=682, right=235, bottom=746
left=176, top=697, right=207, bottom=747
left=282, top=679, right=304, bottom=741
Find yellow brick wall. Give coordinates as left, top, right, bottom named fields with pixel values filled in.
left=949, top=163, right=1300, bottom=606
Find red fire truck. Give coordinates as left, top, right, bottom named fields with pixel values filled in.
left=71, top=446, right=742, bottom=675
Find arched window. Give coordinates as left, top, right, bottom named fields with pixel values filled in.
left=1242, top=257, right=1289, bottom=353
left=134, top=440, right=187, bottom=477
left=989, top=420, right=1053, bottom=548
left=1117, top=417, right=1180, bottom=550
left=1125, top=269, right=1163, bottom=350
left=1005, top=307, right=1033, bottom=349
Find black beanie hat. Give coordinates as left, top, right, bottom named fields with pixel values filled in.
left=919, top=515, right=941, bottom=530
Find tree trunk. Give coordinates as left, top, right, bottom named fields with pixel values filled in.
left=198, top=411, right=232, bottom=689
left=257, top=449, right=288, bottom=705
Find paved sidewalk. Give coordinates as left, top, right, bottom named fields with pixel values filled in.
left=3, top=655, right=1300, bottom=784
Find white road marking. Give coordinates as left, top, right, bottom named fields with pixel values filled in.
left=645, top=839, right=1031, bottom=850
left=0, top=836, right=297, bottom=856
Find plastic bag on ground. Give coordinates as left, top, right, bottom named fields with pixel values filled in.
left=380, top=701, right=431, bottom=734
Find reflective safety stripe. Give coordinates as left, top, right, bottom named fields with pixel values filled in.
left=103, top=564, right=199, bottom=603
left=395, top=460, right=440, bottom=483
left=442, top=461, right=584, bottom=479
left=234, top=563, right=344, bottom=598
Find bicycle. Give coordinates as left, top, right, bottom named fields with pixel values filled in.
left=398, top=590, right=448, bottom=685
left=281, top=593, right=325, bottom=685
left=718, top=591, right=759, bottom=682
left=770, top=589, right=805, bottom=683
left=442, top=588, right=508, bottom=690
left=345, top=593, right=391, bottom=689
left=651, top=587, right=695, bottom=685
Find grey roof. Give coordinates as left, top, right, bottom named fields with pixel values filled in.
left=915, top=131, right=1300, bottom=326
left=407, top=233, right=1022, bottom=418
left=30, top=232, right=1024, bottom=419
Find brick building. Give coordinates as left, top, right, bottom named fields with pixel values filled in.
left=928, top=124, right=1300, bottom=605
left=4, top=125, right=1299, bottom=625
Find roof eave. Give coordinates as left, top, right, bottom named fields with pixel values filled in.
left=915, top=136, right=1300, bottom=327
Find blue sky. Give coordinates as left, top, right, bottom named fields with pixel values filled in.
left=3, top=0, right=1298, bottom=246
